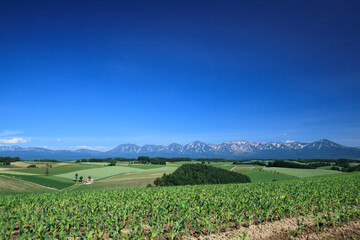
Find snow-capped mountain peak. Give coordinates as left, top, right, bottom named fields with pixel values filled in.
left=1, top=139, right=359, bottom=160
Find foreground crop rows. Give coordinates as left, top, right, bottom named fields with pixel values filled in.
left=1, top=172, right=360, bottom=239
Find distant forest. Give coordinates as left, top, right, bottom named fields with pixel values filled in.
left=76, top=156, right=193, bottom=165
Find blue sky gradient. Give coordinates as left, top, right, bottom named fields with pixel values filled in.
left=1, top=0, right=360, bottom=150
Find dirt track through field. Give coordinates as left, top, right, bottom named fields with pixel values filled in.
left=195, top=217, right=360, bottom=240
left=298, top=220, right=360, bottom=239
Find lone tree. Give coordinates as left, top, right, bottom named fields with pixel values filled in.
left=45, top=163, right=49, bottom=176
left=109, top=159, right=117, bottom=166
left=75, top=173, right=78, bottom=183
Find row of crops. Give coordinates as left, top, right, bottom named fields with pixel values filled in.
left=1, top=172, right=360, bottom=239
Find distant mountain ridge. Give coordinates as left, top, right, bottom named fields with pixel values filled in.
left=1, top=139, right=360, bottom=161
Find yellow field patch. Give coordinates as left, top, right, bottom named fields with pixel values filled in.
left=11, top=161, right=31, bottom=168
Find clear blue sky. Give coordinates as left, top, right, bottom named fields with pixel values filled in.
left=1, top=0, right=360, bottom=150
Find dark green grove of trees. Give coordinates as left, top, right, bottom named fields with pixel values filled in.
left=331, top=160, right=360, bottom=172
left=153, top=164, right=251, bottom=187
left=0, top=156, right=20, bottom=162
left=108, top=159, right=117, bottom=166
left=341, top=164, right=360, bottom=172
left=0, top=156, right=20, bottom=165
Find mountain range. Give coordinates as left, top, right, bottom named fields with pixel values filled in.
left=1, top=139, right=360, bottom=161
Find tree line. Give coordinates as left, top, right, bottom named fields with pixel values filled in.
left=267, top=160, right=330, bottom=169
left=33, top=159, right=59, bottom=162
left=254, top=159, right=360, bottom=172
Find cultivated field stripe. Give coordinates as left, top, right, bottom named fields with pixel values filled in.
left=0, top=170, right=37, bottom=176
left=56, top=165, right=176, bottom=180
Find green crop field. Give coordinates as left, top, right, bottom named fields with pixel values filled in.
left=0, top=172, right=359, bottom=239
left=264, top=167, right=342, bottom=178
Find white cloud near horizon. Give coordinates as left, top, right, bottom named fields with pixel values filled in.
left=39, top=146, right=59, bottom=150
left=72, top=146, right=112, bottom=152
left=0, top=137, right=30, bottom=144
left=0, top=130, right=23, bottom=136
left=40, top=145, right=112, bottom=152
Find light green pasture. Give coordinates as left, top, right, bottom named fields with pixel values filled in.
left=264, top=167, right=342, bottom=178
left=57, top=165, right=177, bottom=180
left=244, top=170, right=298, bottom=182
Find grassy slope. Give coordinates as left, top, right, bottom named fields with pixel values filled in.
left=316, top=165, right=334, bottom=170
left=209, top=163, right=235, bottom=171
left=244, top=170, right=298, bottom=182
left=264, top=167, right=342, bottom=178
left=126, top=164, right=165, bottom=169
left=12, top=175, right=74, bottom=189
left=0, top=175, right=55, bottom=194
left=232, top=165, right=298, bottom=182
left=0, top=165, right=20, bottom=168
left=0, top=164, right=95, bottom=192
left=0, top=171, right=37, bottom=175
